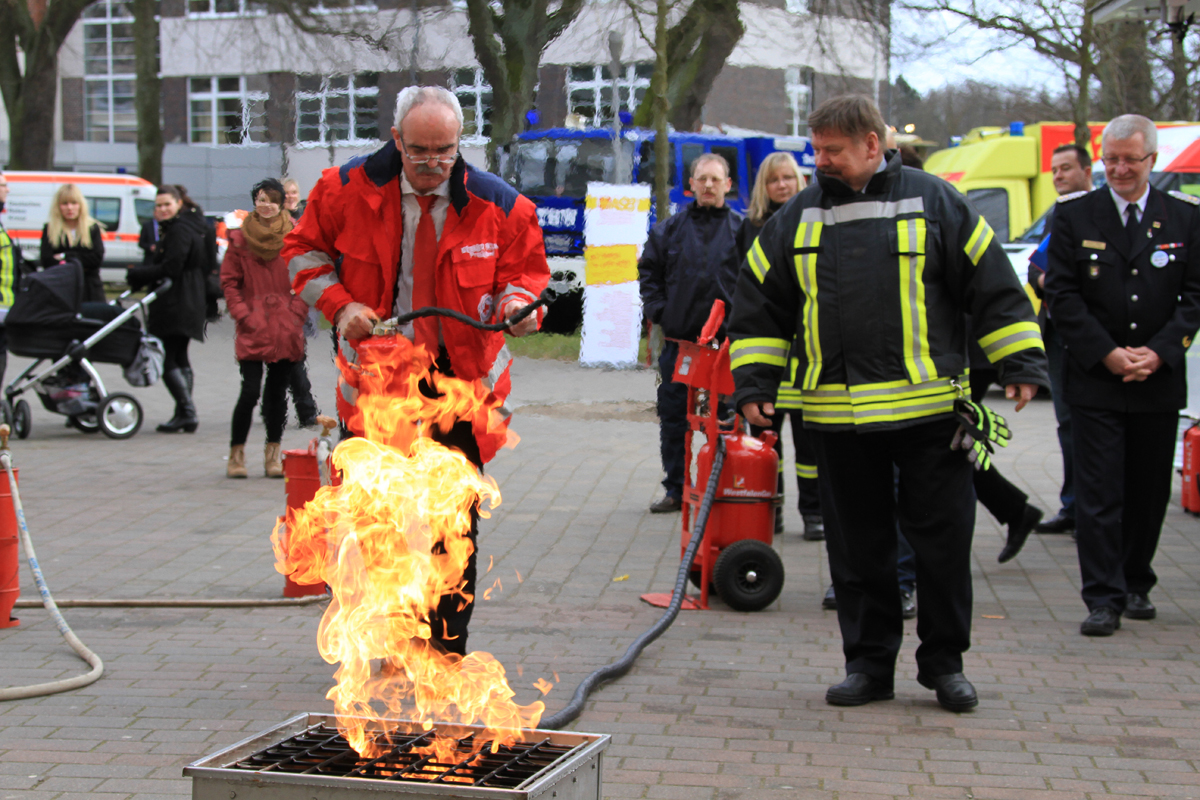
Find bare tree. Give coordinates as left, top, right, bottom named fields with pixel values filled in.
left=464, top=0, right=586, bottom=169
left=0, top=0, right=98, bottom=169
left=901, top=0, right=1099, bottom=147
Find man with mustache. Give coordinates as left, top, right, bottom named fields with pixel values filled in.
left=284, top=86, right=550, bottom=655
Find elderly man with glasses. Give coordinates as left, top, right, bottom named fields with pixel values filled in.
left=283, top=86, right=549, bottom=655
left=1046, top=114, right=1200, bottom=637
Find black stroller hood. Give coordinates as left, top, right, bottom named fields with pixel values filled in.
left=6, top=261, right=142, bottom=367
left=6, top=259, right=88, bottom=328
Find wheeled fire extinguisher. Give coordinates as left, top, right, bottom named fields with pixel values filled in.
left=1182, top=422, right=1200, bottom=515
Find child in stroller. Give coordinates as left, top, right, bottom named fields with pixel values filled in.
left=2, top=259, right=167, bottom=439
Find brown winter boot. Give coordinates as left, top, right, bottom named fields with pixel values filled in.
left=227, top=445, right=248, bottom=479
left=264, top=442, right=284, bottom=478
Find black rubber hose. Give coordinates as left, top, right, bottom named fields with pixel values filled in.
left=393, top=287, right=557, bottom=332
left=540, top=435, right=727, bottom=730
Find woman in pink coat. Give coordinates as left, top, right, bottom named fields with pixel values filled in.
left=220, top=179, right=309, bottom=478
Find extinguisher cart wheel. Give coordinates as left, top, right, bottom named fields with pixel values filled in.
left=713, top=539, right=784, bottom=611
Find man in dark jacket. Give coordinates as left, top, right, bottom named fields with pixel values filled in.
left=1046, top=114, right=1200, bottom=636
left=731, top=96, right=1048, bottom=712
left=638, top=153, right=743, bottom=513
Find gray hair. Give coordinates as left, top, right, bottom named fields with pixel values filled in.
left=1103, top=114, right=1157, bottom=154
left=393, top=86, right=464, bottom=135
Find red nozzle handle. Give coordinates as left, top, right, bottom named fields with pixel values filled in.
left=698, top=300, right=726, bottom=345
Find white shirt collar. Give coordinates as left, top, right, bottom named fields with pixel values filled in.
left=400, top=173, right=451, bottom=198
left=1109, top=184, right=1149, bottom=222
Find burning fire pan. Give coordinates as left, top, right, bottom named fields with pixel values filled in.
left=184, top=713, right=610, bottom=800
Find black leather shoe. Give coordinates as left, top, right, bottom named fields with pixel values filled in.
left=998, top=504, right=1043, bottom=563
left=649, top=495, right=682, bottom=514
left=1124, top=593, right=1156, bottom=620
left=826, top=673, right=893, bottom=706
left=802, top=514, right=825, bottom=541
left=1035, top=509, right=1075, bottom=534
left=822, top=584, right=837, bottom=610
left=917, top=672, right=978, bottom=712
left=900, top=588, right=916, bottom=620
left=1081, top=606, right=1121, bottom=636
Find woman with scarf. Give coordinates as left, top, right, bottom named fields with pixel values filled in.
left=127, top=184, right=211, bottom=433
left=220, top=178, right=308, bottom=479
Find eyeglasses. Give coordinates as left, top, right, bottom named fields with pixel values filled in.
left=400, top=142, right=458, bottom=165
left=1101, top=153, right=1155, bottom=168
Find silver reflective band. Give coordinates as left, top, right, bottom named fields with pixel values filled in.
left=799, top=197, right=925, bottom=225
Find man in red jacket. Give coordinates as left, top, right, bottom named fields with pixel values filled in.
left=283, top=86, right=549, bottom=654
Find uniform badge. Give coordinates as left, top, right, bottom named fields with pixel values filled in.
left=1082, top=240, right=1106, bottom=250
left=1088, top=264, right=1101, bottom=279
left=1152, top=250, right=1170, bottom=268
left=1185, top=335, right=1194, bottom=348
left=1169, top=190, right=1200, bottom=206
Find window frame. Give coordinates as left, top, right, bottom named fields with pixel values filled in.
left=188, top=75, right=270, bottom=146
left=449, top=67, right=493, bottom=147
left=294, top=73, right=381, bottom=147
left=83, top=0, right=139, bottom=144
left=566, top=63, right=652, bottom=128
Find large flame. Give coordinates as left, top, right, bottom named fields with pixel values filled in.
left=272, top=335, right=544, bottom=763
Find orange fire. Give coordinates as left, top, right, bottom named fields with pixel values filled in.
left=272, top=335, right=544, bottom=762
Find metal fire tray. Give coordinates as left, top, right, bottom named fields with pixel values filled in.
left=184, top=713, right=609, bottom=800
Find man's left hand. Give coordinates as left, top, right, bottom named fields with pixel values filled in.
left=1005, top=383, right=1038, bottom=412
left=503, top=301, right=539, bottom=337
left=1123, top=346, right=1162, bottom=382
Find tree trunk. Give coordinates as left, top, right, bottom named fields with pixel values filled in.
left=10, top=41, right=58, bottom=169
left=134, top=0, right=164, bottom=186
left=653, top=0, right=670, bottom=219
left=1072, top=8, right=1093, bottom=150
left=1164, top=33, right=1191, bottom=120
left=1096, top=20, right=1153, bottom=118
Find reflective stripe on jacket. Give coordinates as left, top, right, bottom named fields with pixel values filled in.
left=729, top=149, right=1049, bottom=432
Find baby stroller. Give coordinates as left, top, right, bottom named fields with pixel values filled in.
left=2, top=260, right=170, bottom=440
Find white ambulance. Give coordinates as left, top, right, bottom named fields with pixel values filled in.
left=0, top=172, right=157, bottom=279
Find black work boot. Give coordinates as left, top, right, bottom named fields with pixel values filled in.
left=181, top=366, right=194, bottom=394
left=157, top=368, right=198, bottom=433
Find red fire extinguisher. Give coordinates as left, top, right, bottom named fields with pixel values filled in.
left=1183, top=423, right=1200, bottom=515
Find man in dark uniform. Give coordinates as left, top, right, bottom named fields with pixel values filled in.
left=730, top=96, right=1048, bottom=712
left=1045, top=114, right=1200, bottom=636
left=1028, top=144, right=1095, bottom=538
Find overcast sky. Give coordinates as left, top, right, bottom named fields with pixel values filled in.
left=890, top=7, right=1068, bottom=95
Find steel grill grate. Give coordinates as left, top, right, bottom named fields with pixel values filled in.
left=230, top=722, right=577, bottom=788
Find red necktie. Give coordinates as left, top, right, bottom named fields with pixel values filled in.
left=411, top=194, right=439, bottom=350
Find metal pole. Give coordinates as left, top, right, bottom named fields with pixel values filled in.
left=608, top=31, right=628, bottom=184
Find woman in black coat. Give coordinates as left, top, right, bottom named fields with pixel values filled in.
left=127, top=184, right=210, bottom=433
left=40, top=183, right=106, bottom=302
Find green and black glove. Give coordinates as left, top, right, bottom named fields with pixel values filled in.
left=950, top=397, right=1010, bottom=471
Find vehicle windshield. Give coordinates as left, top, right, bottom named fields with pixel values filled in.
left=501, top=137, right=635, bottom=197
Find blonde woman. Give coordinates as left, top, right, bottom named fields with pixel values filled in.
left=40, top=183, right=106, bottom=302
left=735, top=151, right=805, bottom=258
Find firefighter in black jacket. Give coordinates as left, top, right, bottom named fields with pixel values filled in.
left=730, top=96, right=1048, bottom=712
left=1045, top=114, right=1200, bottom=637
left=639, top=153, right=743, bottom=513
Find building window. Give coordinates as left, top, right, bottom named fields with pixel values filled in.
left=786, top=67, right=813, bottom=137
left=295, top=73, right=380, bottom=146
left=186, top=0, right=265, bottom=15
left=567, top=64, right=652, bottom=127
left=450, top=68, right=492, bottom=146
left=188, top=76, right=269, bottom=145
left=83, top=0, right=138, bottom=143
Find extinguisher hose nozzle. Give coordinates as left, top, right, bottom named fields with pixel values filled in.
left=540, top=436, right=727, bottom=730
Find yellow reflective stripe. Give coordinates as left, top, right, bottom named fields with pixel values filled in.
left=730, top=337, right=790, bottom=370
left=897, top=218, right=935, bottom=383
left=964, top=216, right=994, bottom=266
left=792, top=221, right=823, bottom=391
left=978, top=321, right=1045, bottom=362
left=800, top=377, right=967, bottom=427
left=776, top=386, right=803, bottom=410
left=0, top=229, right=14, bottom=308
left=795, top=462, right=818, bottom=480
left=747, top=239, right=770, bottom=283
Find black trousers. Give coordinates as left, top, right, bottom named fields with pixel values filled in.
left=811, top=417, right=975, bottom=683
left=288, top=358, right=319, bottom=422
left=970, top=370, right=1028, bottom=526
left=755, top=410, right=822, bottom=516
left=231, top=360, right=293, bottom=446
left=657, top=341, right=688, bottom=499
left=1072, top=405, right=1177, bottom=612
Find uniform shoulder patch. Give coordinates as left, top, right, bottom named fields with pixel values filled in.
left=1168, top=190, right=1200, bottom=206
left=1056, top=190, right=1088, bottom=204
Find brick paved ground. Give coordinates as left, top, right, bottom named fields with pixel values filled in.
left=1, top=318, right=1199, bottom=799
